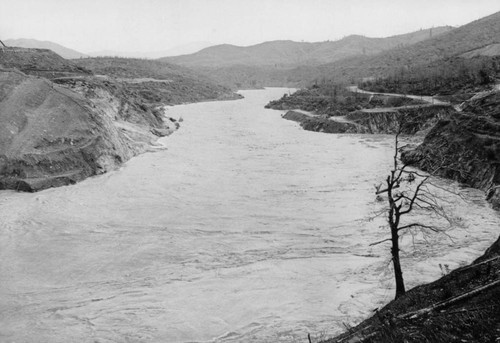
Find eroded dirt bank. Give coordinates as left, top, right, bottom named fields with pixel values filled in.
left=0, top=69, right=177, bottom=191
left=0, top=47, right=238, bottom=191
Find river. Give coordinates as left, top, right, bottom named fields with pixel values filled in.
left=1, top=88, right=499, bottom=343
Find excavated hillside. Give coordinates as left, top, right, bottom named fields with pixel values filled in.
left=0, top=47, right=237, bottom=191
left=0, top=69, right=173, bottom=191
left=402, top=90, right=500, bottom=209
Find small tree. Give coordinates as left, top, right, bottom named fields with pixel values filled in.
left=373, top=121, right=455, bottom=299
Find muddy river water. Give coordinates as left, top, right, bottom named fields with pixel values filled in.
left=1, top=88, right=499, bottom=342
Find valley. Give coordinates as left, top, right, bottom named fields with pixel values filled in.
left=1, top=5, right=500, bottom=343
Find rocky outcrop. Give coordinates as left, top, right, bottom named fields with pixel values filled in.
left=282, top=111, right=366, bottom=133
left=282, top=105, right=455, bottom=135
left=346, top=105, right=454, bottom=134
left=0, top=70, right=175, bottom=191
left=402, top=90, right=500, bottom=209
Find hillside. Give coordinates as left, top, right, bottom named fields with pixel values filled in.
left=161, top=27, right=451, bottom=69
left=0, top=49, right=238, bottom=191
left=4, top=38, right=87, bottom=59
left=0, top=47, right=91, bottom=78
left=88, top=42, right=214, bottom=59
left=0, top=70, right=172, bottom=191
left=72, top=57, right=239, bottom=104
left=311, top=10, right=500, bottom=84
left=402, top=89, right=500, bottom=209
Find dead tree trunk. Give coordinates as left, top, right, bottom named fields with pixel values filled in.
left=373, top=117, right=454, bottom=300
left=385, top=132, right=406, bottom=299
left=391, top=237, right=406, bottom=298
left=0, top=40, right=6, bottom=48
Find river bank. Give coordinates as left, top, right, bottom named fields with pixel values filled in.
left=0, top=48, right=239, bottom=192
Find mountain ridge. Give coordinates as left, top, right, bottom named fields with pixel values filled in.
left=312, top=10, right=500, bottom=82
left=161, top=27, right=453, bottom=68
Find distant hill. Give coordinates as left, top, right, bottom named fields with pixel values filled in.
left=4, top=38, right=87, bottom=59
left=73, top=57, right=229, bottom=88
left=161, top=27, right=452, bottom=68
left=313, top=10, right=500, bottom=82
left=88, top=42, right=213, bottom=59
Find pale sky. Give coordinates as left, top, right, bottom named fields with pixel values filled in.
left=1, top=0, right=499, bottom=53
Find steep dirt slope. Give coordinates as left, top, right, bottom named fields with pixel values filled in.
left=402, top=90, right=500, bottom=209
left=0, top=47, right=241, bottom=191
left=0, top=70, right=172, bottom=191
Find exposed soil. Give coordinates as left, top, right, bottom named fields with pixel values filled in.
left=0, top=70, right=167, bottom=191
left=0, top=48, right=238, bottom=191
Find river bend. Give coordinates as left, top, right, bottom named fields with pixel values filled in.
left=0, top=88, right=499, bottom=342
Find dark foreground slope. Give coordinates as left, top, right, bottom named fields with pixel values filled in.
left=324, top=237, right=500, bottom=343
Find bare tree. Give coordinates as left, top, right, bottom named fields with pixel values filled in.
left=372, top=121, right=455, bottom=299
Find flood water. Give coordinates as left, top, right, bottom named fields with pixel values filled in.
left=1, top=88, right=499, bottom=343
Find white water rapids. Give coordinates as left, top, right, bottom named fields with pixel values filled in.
left=1, top=88, right=499, bottom=343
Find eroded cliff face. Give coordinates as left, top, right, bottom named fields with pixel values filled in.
left=282, top=111, right=366, bottom=133
left=0, top=70, right=174, bottom=191
left=346, top=105, right=455, bottom=135
left=282, top=105, right=455, bottom=135
left=402, top=90, right=500, bottom=209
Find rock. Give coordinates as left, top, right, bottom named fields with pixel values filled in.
left=150, top=127, right=173, bottom=137
left=282, top=110, right=363, bottom=134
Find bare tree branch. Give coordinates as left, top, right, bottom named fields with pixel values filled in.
left=398, top=223, right=440, bottom=232
left=369, top=238, right=393, bottom=246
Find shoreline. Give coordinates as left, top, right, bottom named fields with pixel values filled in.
left=0, top=71, right=241, bottom=193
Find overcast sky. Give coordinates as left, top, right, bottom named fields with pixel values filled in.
left=1, top=0, right=499, bottom=53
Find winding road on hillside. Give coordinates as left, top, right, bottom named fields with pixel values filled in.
left=347, top=85, right=451, bottom=108
left=289, top=86, right=453, bottom=127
